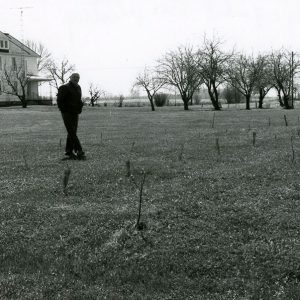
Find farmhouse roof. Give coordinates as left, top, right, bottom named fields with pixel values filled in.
left=1, top=31, right=40, bottom=57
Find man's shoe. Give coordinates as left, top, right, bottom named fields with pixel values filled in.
left=76, top=151, right=86, bottom=160
left=77, top=155, right=86, bottom=160
left=63, top=152, right=77, bottom=160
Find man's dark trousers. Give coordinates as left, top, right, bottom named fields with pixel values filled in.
left=61, top=112, right=82, bottom=154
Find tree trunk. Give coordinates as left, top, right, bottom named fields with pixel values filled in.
left=245, top=94, right=251, bottom=110
left=183, top=100, right=189, bottom=110
left=276, top=88, right=284, bottom=107
left=19, top=96, right=27, bottom=108
left=19, top=88, right=27, bottom=108
left=181, top=92, right=189, bottom=110
left=212, top=83, right=221, bottom=110
left=149, top=97, right=155, bottom=111
left=278, top=98, right=284, bottom=107
left=258, top=89, right=264, bottom=109
left=208, top=86, right=221, bottom=110
left=283, top=94, right=292, bottom=109
left=147, top=92, right=155, bottom=111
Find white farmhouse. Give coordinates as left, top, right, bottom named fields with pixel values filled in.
left=0, top=30, right=51, bottom=106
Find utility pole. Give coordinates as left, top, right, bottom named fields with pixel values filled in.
left=9, top=6, right=33, bottom=103
left=291, top=51, right=294, bottom=109
left=10, top=6, right=33, bottom=43
left=10, top=6, right=33, bottom=76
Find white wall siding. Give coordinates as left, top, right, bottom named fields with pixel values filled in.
left=0, top=31, right=40, bottom=103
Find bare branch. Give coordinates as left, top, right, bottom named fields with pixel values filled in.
left=270, top=49, right=300, bottom=108
left=157, top=46, right=203, bottom=110
left=134, top=67, right=165, bottom=111
left=46, top=58, right=75, bottom=91
left=225, top=54, right=261, bottom=109
left=25, top=40, right=52, bottom=73
left=1, top=62, right=30, bottom=107
left=196, top=36, right=234, bottom=110
left=88, top=83, right=104, bottom=106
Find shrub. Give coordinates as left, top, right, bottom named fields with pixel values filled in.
left=193, top=93, right=202, bottom=105
left=154, top=93, right=168, bottom=107
left=221, top=86, right=244, bottom=104
left=118, top=95, right=125, bottom=107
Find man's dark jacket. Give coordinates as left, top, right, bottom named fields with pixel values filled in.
left=57, top=82, right=83, bottom=114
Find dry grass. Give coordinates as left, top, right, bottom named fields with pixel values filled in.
left=0, top=105, right=299, bottom=299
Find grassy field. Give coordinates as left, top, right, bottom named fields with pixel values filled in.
left=0, top=105, right=299, bottom=299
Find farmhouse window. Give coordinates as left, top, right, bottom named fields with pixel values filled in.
left=13, top=81, right=18, bottom=91
left=0, top=81, right=2, bottom=95
left=0, top=40, right=9, bottom=52
left=0, top=56, right=2, bottom=70
left=12, top=57, right=17, bottom=70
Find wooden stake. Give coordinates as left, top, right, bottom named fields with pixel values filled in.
left=126, top=160, right=131, bottom=177
left=211, top=112, right=215, bottom=128
left=178, top=144, right=184, bottom=161
left=63, top=167, right=71, bottom=195
left=130, top=141, right=135, bottom=152
left=215, top=138, right=220, bottom=155
left=284, top=115, right=288, bottom=126
left=291, top=136, right=295, bottom=162
left=253, top=132, right=256, bottom=146
left=22, top=154, right=29, bottom=170
left=136, top=172, right=147, bottom=230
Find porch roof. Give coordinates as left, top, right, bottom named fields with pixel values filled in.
left=27, top=75, right=53, bottom=82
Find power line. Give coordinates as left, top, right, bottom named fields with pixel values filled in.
left=291, top=51, right=294, bottom=108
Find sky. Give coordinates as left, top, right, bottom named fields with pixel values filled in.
left=0, top=0, right=299, bottom=96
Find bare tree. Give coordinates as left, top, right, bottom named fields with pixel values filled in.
left=196, top=37, right=233, bottom=110
left=25, top=40, right=52, bottom=73
left=46, top=58, right=75, bottom=91
left=253, top=54, right=274, bottom=109
left=226, top=54, right=261, bottom=110
left=270, top=50, right=300, bottom=109
left=158, top=46, right=202, bottom=110
left=88, top=83, right=103, bottom=106
left=1, top=62, right=30, bottom=108
left=134, top=67, right=165, bottom=111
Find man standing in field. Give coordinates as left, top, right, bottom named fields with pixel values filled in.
left=57, top=73, right=86, bottom=160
